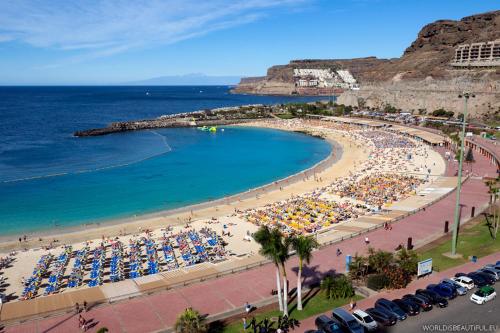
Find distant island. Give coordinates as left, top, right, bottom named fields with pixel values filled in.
left=125, top=73, right=241, bottom=86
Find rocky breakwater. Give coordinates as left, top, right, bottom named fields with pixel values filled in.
left=74, top=104, right=274, bottom=137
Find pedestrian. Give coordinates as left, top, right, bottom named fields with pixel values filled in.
left=245, top=301, right=251, bottom=313
left=83, top=300, right=88, bottom=312
left=349, top=298, right=356, bottom=311
left=78, top=314, right=86, bottom=332
left=242, top=317, right=247, bottom=330
left=75, top=302, right=80, bottom=314
left=336, top=248, right=342, bottom=256
left=364, top=236, right=369, bottom=245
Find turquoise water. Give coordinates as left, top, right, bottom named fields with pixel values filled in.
left=0, top=126, right=331, bottom=235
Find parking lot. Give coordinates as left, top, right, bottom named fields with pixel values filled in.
left=386, top=292, right=499, bottom=333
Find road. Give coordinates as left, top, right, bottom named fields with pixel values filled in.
left=379, top=294, right=500, bottom=333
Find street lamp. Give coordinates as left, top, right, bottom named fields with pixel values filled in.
left=451, top=92, right=475, bottom=255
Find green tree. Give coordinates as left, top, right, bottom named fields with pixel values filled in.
left=395, top=248, right=419, bottom=275
left=174, top=308, right=207, bottom=333
left=367, top=248, right=394, bottom=273
left=290, top=235, right=319, bottom=310
left=348, top=253, right=368, bottom=280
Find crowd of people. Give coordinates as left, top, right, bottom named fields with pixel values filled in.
left=243, top=195, right=368, bottom=234
left=327, top=173, right=424, bottom=208
left=241, top=119, right=430, bottom=234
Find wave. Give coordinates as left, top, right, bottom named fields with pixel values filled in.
left=1, top=130, right=172, bottom=184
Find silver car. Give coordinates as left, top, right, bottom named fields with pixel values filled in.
left=352, top=309, right=378, bottom=331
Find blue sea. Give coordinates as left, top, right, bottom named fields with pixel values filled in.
left=0, top=86, right=331, bottom=235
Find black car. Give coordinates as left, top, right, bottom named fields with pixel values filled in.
left=365, top=307, right=397, bottom=326
left=473, top=272, right=496, bottom=285
left=402, top=294, right=433, bottom=311
left=393, top=298, right=420, bottom=316
left=455, top=272, right=467, bottom=278
left=467, top=272, right=489, bottom=287
left=415, top=289, right=448, bottom=308
left=374, top=298, right=407, bottom=321
left=315, top=315, right=343, bottom=333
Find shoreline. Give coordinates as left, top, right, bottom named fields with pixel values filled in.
left=0, top=126, right=346, bottom=251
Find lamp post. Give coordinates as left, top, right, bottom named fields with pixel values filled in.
left=451, top=92, right=475, bottom=255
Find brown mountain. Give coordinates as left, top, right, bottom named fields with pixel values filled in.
left=233, top=10, right=500, bottom=117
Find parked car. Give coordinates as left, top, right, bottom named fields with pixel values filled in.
left=305, top=331, right=324, bottom=333
left=402, top=294, right=433, bottom=311
left=471, top=272, right=496, bottom=285
left=427, top=283, right=457, bottom=299
left=478, top=268, right=499, bottom=281
left=470, top=286, right=497, bottom=305
left=440, top=278, right=467, bottom=295
left=484, top=264, right=500, bottom=274
left=453, top=276, right=475, bottom=289
left=364, top=308, right=397, bottom=326
left=331, top=307, right=364, bottom=333
left=352, top=309, right=378, bottom=331
left=415, top=289, right=448, bottom=308
left=455, top=272, right=467, bottom=278
left=374, top=298, right=407, bottom=321
left=466, top=272, right=489, bottom=287
left=315, top=315, right=343, bottom=333
left=392, top=298, right=420, bottom=316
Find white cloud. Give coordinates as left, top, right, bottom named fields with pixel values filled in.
left=0, top=0, right=307, bottom=64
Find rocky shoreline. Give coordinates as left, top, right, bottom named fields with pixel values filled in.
left=74, top=104, right=274, bottom=137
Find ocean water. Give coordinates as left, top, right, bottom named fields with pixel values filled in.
left=0, top=86, right=331, bottom=235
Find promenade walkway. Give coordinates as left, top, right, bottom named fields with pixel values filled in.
left=1, top=139, right=497, bottom=333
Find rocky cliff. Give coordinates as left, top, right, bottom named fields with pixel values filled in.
left=233, top=10, right=500, bottom=117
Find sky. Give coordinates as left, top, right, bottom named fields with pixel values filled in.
left=0, top=0, right=498, bottom=85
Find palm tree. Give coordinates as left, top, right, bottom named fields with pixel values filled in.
left=367, top=248, right=393, bottom=274
left=290, top=235, right=319, bottom=310
left=320, top=275, right=335, bottom=299
left=279, top=236, right=291, bottom=316
left=254, top=226, right=284, bottom=312
left=174, top=308, right=207, bottom=333
left=348, top=253, right=368, bottom=280
left=486, top=178, right=500, bottom=239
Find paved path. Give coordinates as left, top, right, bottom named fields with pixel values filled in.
left=300, top=251, right=500, bottom=332
left=1, top=147, right=497, bottom=333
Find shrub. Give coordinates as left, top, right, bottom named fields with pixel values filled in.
left=367, top=274, right=389, bottom=291
left=384, top=266, right=412, bottom=289
left=321, top=275, right=355, bottom=299
left=396, top=248, right=419, bottom=276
